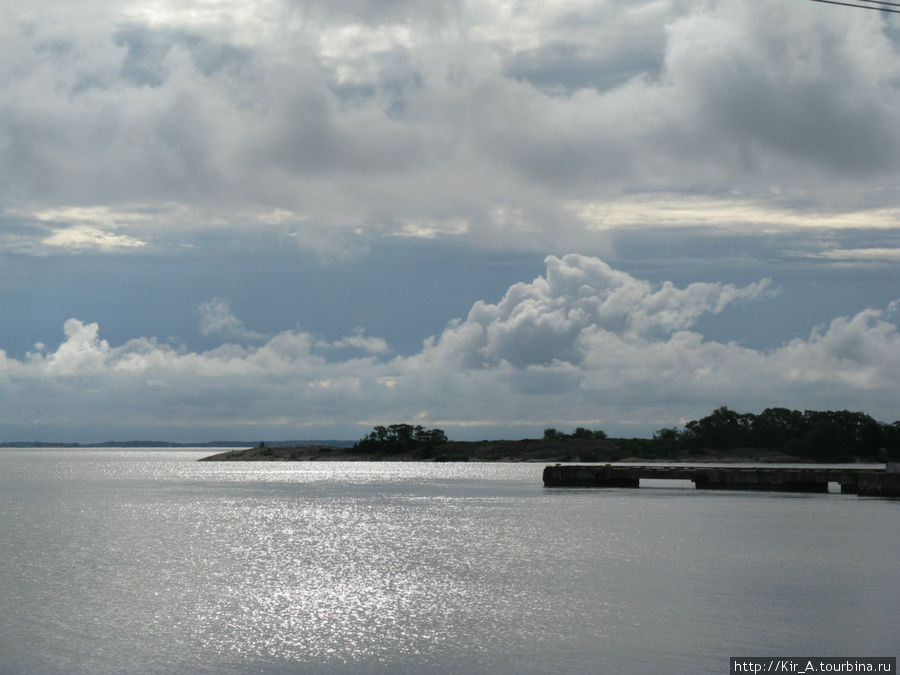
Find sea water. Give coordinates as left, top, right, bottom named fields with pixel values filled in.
left=0, top=449, right=897, bottom=674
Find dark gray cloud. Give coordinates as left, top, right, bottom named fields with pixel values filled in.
left=504, top=1, right=670, bottom=94
left=285, top=0, right=463, bottom=26
left=661, top=4, right=900, bottom=185
left=2, top=0, right=899, bottom=256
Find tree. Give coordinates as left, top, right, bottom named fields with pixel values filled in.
left=682, top=406, right=753, bottom=448
left=544, top=427, right=606, bottom=441
left=543, top=428, right=563, bottom=441
left=653, top=427, right=681, bottom=443
left=660, top=406, right=887, bottom=458
left=751, top=408, right=806, bottom=447
left=353, top=424, right=448, bottom=453
left=572, top=427, right=607, bottom=440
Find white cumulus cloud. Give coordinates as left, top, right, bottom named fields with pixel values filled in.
left=198, top=298, right=268, bottom=341
left=409, top=255, right=772, bottom=368
left=1, top=256, right=897, bottom=438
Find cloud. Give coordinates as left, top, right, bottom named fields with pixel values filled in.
left=324, top=328, right=390, bottom=355
left=802, top=248, right=900, bottom=263
left=42, top=226, right=147, bottom=251
left=31, top=318, right=111, bottom=376
left=409, top=254, right=773, bottom=369
left=198, top=298, right=267, bottom=341
left=2, top=0, right=899, bottom=257
left=1, top=256, right=897, bottom=438
left=574, top=197, right=900, bottom=232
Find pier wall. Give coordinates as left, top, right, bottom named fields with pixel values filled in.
left=542, top=465, right=900, bottom=497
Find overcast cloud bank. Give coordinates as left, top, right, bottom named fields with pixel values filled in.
left=2, top=1, right=898, bottom=440
left=2, top=0, right=900, bottom=258
left=2, top=255, right=897, bottom=440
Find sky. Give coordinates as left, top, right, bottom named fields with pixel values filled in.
left=1, top=0, right=899, bottom=443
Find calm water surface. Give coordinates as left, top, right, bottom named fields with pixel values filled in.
left=1, top=449, right=897, bottom=674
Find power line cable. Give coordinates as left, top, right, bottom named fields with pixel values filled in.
left=808, top=0, right=900, bottom=13
left=850, top=0, right=900, bottom=7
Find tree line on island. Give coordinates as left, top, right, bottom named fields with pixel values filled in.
left=349, top=407, right=899, bottom=462
left=651, top=407, right=898, bottom=461
left=353, top=424, right=449, bottom=454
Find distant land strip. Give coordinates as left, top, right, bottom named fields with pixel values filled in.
left=0, top=440, right=354, bottom=449
left=201, top=407, right=900, bottom=463
left=5, top=407, right=898, bottom=464
left=197, top=439, right=865, bottom=464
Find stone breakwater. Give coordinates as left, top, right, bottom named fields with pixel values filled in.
left=543, top=464, right=900, bottom=497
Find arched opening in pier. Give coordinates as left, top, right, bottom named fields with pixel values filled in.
left=639, top=478, right=696, bottom=489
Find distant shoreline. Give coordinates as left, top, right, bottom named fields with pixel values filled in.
left=0, top=440, right=353, bottom=449
left=197, top=440, right=855, bottom=464
left=0, top=439, right=883, bottom=465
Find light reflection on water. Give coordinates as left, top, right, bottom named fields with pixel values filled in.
left=0, top=450, right=897, bottom=674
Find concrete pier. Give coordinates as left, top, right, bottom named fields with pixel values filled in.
left=542, top=464, right=900, bottom=497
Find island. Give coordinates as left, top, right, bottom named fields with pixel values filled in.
left=199, top=407, right=900, bottom=464
left=197, top=439, right=811, bottom=463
